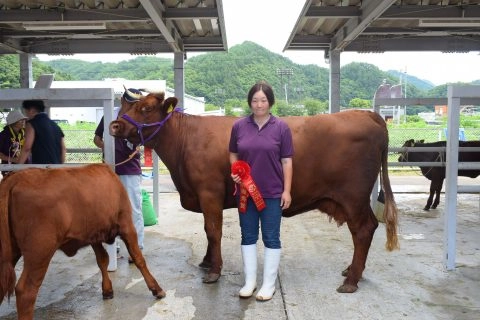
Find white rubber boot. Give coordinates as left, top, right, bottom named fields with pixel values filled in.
left=256, top=248, right=281, bottom=301
left=239, top=244, right=257, bottom=298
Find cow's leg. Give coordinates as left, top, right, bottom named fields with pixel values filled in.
left=199, top=199, right=224, bottom=283
left=91, top=243, right=114, bottom=299
left=431, top=179, right=444, bottom=209
left=15, top=250, right=55, bottom=320
left=119, top=229, right=166, bottom=299
left=339, top=206, right=378, bottom=293
left=424, top=181, right=435, bottom=210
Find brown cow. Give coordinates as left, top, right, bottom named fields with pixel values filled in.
left=0, top=164, right=165, bottom=320
left=109, top=93, right=399, bottom=293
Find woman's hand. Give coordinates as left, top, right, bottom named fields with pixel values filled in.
left=280, top=191, right=292, bottom=210
left=231, top=173, right=241, bottom=184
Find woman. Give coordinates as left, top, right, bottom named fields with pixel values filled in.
left=0, top=110, right=29, bottom=176
left=229, top=81, right=294, bottom=301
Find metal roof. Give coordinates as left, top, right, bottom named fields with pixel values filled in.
left=285, top=0, right=480, bottom=56
left=0, top=0, right=227, bottom=55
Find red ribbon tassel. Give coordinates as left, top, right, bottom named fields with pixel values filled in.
left=231, top=160, right=266, bottom=213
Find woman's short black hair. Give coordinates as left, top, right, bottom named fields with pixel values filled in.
left=22, top=100, right=46, bottom=112
left=247, top=81, right=275, bottom=107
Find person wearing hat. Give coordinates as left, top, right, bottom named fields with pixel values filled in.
left=17, top=99, right=66, bottom=164
left=0, top=109, right=30, bottom=175
left=94, top=88, right=144, bottom=266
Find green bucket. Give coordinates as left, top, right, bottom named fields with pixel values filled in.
left=142, top=189, right=157, bottom=226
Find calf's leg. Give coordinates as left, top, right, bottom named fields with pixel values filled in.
left=91, top=243, right=114, bottom=299
left=15, top=250, right=55, bottom=320
left=119, top=227, right=166, bottom=299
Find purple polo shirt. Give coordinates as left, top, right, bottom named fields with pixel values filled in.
left=229, top=114, right=293, bottom=198
left=95, top=117, right=141, bottom=175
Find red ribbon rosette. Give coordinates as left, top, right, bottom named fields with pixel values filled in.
left=231, top=160, right=266, bottom=213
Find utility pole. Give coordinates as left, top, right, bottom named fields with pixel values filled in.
left=404, top=67, right=407, bottom=123
left=276, top=68, right=293, bottom=105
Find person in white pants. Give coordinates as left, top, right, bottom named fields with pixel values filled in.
left=94, top=88, right=145, bottom=270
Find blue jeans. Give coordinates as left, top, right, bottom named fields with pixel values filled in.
left=239, top=198, right=282, bottom=249
left=119, top=174, right=144, bottom=249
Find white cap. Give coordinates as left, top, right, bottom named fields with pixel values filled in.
left=6, top=110, right=28, bottom=125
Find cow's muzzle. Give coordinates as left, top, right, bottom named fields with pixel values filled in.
left=109, top=120, right=124, bottom=137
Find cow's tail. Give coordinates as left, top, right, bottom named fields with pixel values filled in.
left=0, top=176, right=16, bottom=304
left=380, top=147, right=400, bottom=251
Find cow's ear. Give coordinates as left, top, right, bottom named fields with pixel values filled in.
left=164, top=97, right=178, bottom=113
left=154, top=92, right=165, bottom=102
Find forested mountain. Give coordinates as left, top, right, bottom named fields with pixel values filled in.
left=1, top=41, right=478, bottom=111
left=387, top=70, right=435, bottom=91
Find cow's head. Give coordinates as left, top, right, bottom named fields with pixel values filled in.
left=109, top=91, right=179, bottom=145
left=398, top=139, right=424, bottom=162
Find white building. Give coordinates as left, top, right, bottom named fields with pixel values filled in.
left=38, top=78, right=206, bottom=124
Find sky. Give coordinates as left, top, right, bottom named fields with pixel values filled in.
left=37, top=0, right=480, bottom=86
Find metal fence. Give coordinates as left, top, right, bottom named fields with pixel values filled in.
left=387, top=127, right=480, bottom=165
left=64, top=128, right=480, bottom=172
left=64, top=130, right=169, bottom=173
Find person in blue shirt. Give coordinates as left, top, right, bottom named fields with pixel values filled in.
left=229, top=81, right=294, bottom=301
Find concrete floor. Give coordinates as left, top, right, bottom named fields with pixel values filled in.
left=0, top=175, right=479, bottom=320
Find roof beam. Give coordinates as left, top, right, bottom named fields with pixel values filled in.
left=303, top=5, right=480, bottom=20
left=3, top=30, right=163, bottom=38
left=17, top=39, right=172, bottom=54
left=284, top=35, right=331, bottom=49
left=163, top=7, right=219, bottom=19
left=0, top=40, right=24, bottom=54
left=330, top=0, right=397, bottom=51
left=362, top=27, right=480, bottom=35
left=345, top=35, right=480, bottom=52
left=304, top=6, right=359, bottom=18
left=0, top=8, right=150, bottom=22
left=380, top=5, right=480, bottom=20
left=139, top=0, right=184, bottom=52
left=182, top=36, right=228, bottom=51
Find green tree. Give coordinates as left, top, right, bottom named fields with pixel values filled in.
left=304, top=99, right=327, bottom=115
left=348, top=98, right=371, bottom=109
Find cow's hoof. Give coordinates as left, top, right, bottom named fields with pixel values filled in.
left=154, top=289, right=167, bottom=299
left=102, top=292, right=114, bottom=300
left=423, top=207, right=430, bottom=211
left=202, top=272, right=220, bottom=283
left=336, top=284, right=358, bottom=293
left=198, top=261, right=212, bottom=270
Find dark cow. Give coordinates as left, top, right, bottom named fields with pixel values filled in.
left=399, top=139, right=480, bottom=210
left=0, top=164, right=165, bottom=320
left=109, top=93, right=399, bottom=293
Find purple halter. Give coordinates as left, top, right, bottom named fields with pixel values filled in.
left=120, top=107, right=181, bottom=145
